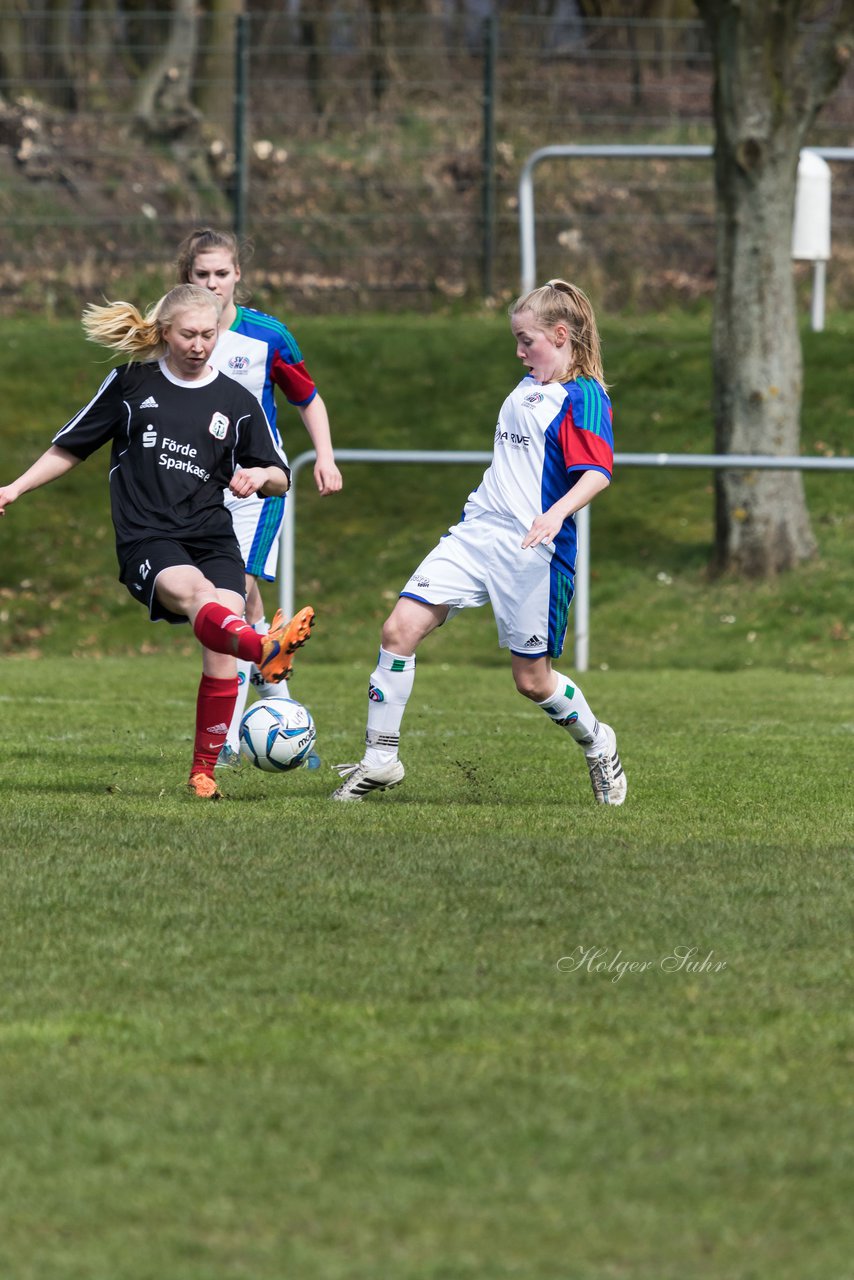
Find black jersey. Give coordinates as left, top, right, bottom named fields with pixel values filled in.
left=53, top=360, right=288, bottom=555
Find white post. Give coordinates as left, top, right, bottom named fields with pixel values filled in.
left=279, top=455, right=305, bottom=623
left=574, top=503, right=590, bottom=673
left=792, top=151, right=831, bottom=333
left=811, top=260, right=827, bottom=332
left=518, top=154, right=538, bottom=295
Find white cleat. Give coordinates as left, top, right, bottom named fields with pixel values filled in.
left=586, top=724, right=627, bottom=806
left=331, top=759, right=405, bottom=801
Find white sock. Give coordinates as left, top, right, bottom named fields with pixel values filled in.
left=363, top=647, right=416, bottom=766
left=227, top=619, right=272, bottom=750
left=250, top=617, right=284, bottom=699
left=226, top=659, right=253, bottom=751
left=536, top=672, right=608, bottom=754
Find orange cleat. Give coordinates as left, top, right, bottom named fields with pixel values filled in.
left=188, top=771, right=222, bottom=800
left=258, top=605, right=315, bottom=684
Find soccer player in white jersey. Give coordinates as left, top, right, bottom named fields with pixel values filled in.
left=332, top=279, right=627, bottom=806
left=0, top=285, right=309, bottom=800
left=177, top=228, right=342, bottom=764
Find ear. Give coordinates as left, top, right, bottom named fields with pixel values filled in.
left=553, top=322, right=569, bottom=348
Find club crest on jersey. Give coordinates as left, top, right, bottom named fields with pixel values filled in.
left=523, top=391, right=545, bottom=405
left=208, top=412, right=229, bottom=440
left=227, top=355, right=250, bottom=373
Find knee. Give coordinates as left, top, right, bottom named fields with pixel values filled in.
left=381, top=598, right=446, bottom=656
left=513, top=665, right=554, bottom=702
left=381, top=614, right=410, bottom=654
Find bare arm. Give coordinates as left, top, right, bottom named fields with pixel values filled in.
left=522, top=470, right=611, bottom=549
left=298, top=393, right=342, bottom=495
left=0, top=446, right=82, bottom=516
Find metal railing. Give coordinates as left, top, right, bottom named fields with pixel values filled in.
left=518, top=144, right=854, bottom=330
left=279, top=448, right=854, bottom=672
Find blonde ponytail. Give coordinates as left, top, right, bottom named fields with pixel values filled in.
left=82, top=285, right=220, bottom=362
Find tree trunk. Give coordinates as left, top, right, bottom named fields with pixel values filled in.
left=709, top=103, right=816, bottom=574
left=133, top=0, right=201, bottom=139
left=197, top=0, right=241, bottom=133
left=45, top=0, right=80, bottom=110
left=696, top=0, right=854, bottom=576
left=366, top=0, right=392, bottom=109
left=84, top=0, right=124, bottom=110
left=0, top=2, right=27, bottom=90
left=299, top=4, right=331, bottom=120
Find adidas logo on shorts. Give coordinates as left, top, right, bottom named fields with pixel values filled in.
left=523, top=634, right=544, bottom=648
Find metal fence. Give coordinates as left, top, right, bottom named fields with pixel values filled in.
left=279, top=448, right=854, bottom=673
left=2, top=8, right=854, bottom=314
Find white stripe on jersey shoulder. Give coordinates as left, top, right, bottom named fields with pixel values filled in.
left=234, top=410, right=288, bottom=466
left=54, top=366, right=119, bottom=439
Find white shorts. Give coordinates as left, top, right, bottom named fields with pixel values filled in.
left=224, top=489, right=285, bottom=582
left=400, top=510, right=574, bottom=658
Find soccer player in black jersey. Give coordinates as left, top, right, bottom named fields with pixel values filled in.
left=176, top=227, right=341, bottom=766
left=0, top=284, right=315, bottom=798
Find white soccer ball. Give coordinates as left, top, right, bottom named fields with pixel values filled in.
left=239, top=697, right=317, bottom=772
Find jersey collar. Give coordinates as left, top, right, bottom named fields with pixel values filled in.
left=158, top=357, right=219, bottom=389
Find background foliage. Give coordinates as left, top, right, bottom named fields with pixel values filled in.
left=2, top=3, right=854, bottom=314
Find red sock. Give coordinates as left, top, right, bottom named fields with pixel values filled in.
left=193, top=602, right=263, bottom=663
left=191, top=674, right=239, bottom=777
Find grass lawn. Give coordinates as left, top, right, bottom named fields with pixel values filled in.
left=0, top=655, right=851, bottom=1279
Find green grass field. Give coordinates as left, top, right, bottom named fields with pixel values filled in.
left=1, top=657, right=852, bottom=1278
left=1, top=308, right=852, bottom=1277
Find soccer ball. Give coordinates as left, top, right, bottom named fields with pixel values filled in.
left=239, top=697, right=317, bottom=772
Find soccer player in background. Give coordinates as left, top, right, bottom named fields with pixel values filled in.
left=176, top=228, right=342, bottom=767
left=332, top=279, right=627, bottom=806
left=0, top=284, right=312, bottom=799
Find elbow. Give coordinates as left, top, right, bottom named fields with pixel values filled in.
left=260, top=468, right=290, bottom=498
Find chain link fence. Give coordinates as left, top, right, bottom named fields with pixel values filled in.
left=1, top=6, right=853, bottom=314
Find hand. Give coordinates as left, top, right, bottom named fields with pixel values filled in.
left=228, top=468, right=266, bottom=499
left=314, top=459, right=343, bottom=495
left=0, top=484, right=20, bottom=516
left=522, top=512, right=560, bottom=550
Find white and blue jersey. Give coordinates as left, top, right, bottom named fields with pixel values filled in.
left=401, top=374, right=614, bottom=659
left=464, top=374, right=613, bottom=577
left=213, top=307, right=319, bottom=580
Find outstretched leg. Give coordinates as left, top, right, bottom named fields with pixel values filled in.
left=331, top=597, right=447, bottom=801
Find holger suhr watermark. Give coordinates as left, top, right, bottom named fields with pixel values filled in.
left=557, top=945, right=728, bottom=984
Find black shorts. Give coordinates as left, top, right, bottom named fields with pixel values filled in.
left=119, top=534, right=246, bottom=625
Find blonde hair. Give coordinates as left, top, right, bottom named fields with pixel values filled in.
left=510, top=279, right=606, bottom=385
left=81, top=285, right=221, bottom=361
